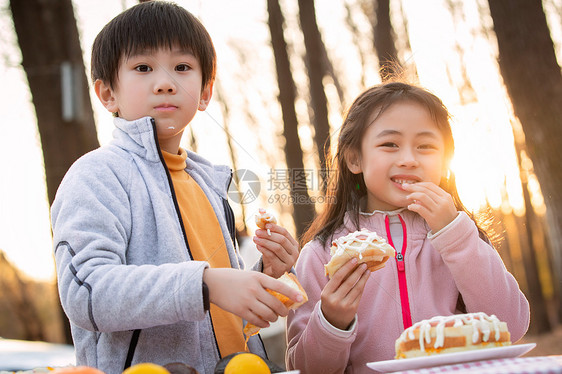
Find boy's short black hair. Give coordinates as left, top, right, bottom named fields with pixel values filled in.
left=91, top=1, right=216, bottom=90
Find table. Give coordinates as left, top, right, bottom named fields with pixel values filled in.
left=388, top=355, right=562, bottom=374
left=0, top=338, right=75, bottom=371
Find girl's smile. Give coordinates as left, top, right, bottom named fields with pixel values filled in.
left=391, top=175, right=421, bottom=190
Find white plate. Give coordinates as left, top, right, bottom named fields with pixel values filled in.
left=366, top=343, right=536, bottom=373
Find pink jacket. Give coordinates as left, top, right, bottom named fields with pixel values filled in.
left=286, top=210, right=529, bottom=374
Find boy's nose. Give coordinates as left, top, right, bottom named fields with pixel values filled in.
left=154, top=73, right=177, bottom=94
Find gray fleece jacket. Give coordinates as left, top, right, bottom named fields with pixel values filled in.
left=51, top=116, right=265, bottom=374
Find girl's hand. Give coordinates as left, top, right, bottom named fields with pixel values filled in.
left=320, top=258, right=370, bottom=330
left=403, top=182, right=458, bottom=233
left=253, top=223, right=299, bottom=279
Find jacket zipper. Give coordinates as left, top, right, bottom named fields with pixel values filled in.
left=385, top=215, right=413, bottom=329
left=223, top=171, right=238, bottom=250
left=150, top=119, right=192, bottom=256
left=124, top=118, right=198, bottom=368
left=150, top=119, right=223, bottom=358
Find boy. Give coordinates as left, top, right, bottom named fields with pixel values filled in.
left=51, top=2, right=302, bottom=373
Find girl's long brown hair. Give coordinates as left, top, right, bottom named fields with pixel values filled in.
left=301, top=82, right=492, bottom=247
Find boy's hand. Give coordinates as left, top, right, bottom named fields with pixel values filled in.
left=403, top=182, right=458, bottom=233
left=203, top=268, right=304, bottom=328
left=253, top=223, right=299, bottom=278
left=320, top=258, right=370, bottom=330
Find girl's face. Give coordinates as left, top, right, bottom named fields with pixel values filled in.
left=347, top=101, right=446, bottom=212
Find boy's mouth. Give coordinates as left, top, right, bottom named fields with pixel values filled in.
left=155, top=104, right=178, bottom=111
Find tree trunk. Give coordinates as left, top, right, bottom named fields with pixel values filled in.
left=488, top=0, right=562, bottom=324
left=373, top=0, right=400, bottom=80
left=344, top=2, right=368, bottom=88
left=10, top=0, right=100, bottom=344
left=492, top=207, right=513, bottom=273
left=267, top=0, right=316, bottom=239
left=514, top=142, right=551, bottom=332
left=297, top=0, right=331, bottom=171
left=10, top=0, right=99, bottom=206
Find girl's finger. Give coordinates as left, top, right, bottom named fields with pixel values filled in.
left=331, top=262, right=367, bottom=301
left=341, top=264, right=369, bottom=300
left=347, top=268, right=371, bottom=305
left=407, top=194, right=436, bottom=213
left=404, top=182, right=444, bottom=201
left=405, top=181, right=445, bottom=195
left=406, top=187, right=440, bottom=207
left=324, top=257, right=358, bottom=294
left=407, top=201, right=430, bottom=218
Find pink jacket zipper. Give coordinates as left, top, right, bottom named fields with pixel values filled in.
left=385, top=215, right=412, bottom=329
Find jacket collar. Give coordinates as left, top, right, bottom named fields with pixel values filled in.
left=342, top=209, right=429, bottom=239
left=113, top=116, right=161, bottom=163
left=111, top=116, right=232, bottom=197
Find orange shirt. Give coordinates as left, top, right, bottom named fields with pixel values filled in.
left=162, top=149, right=246, bottom=356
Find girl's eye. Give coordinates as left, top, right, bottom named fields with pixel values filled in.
left=135, top=65, right=152, bottom=72
left=380, top=142, right=398, bottom=148
left=419, top=144, right=438, bottom=150
left=176, top=64, right=191, bottom=72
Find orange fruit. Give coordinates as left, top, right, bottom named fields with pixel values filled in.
left=224, top=353, right=270, bottom=374
left=122, top=363, right=170, bottom=374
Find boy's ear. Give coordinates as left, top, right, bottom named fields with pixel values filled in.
left=198, top=83, right=213, bottom=111
left=345, top=149, right=362, bottom=174
left=94, top=79, right=119, bottom=113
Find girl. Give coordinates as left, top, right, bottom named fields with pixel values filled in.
left=286, top=82, right=529, bottom=374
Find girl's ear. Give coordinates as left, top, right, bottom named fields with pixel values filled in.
left=94, top=79, right=119, bottom=113
left=345, top=149, right=362, bottom=174
left=198, top=82, right=214, bottom=111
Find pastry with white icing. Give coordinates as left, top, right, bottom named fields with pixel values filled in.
left=255, top=208, right=277, bottom=235
left=324, top=229, right=395, bottom=278
left=395, top=312, right=511, bottom=359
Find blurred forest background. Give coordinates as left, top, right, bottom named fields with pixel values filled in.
left=1, top=0, right=562, bottom=367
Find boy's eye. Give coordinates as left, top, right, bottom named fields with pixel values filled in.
left=175, top=64, right=191, bottom=72
left=135, top=65, right=152, bottom=72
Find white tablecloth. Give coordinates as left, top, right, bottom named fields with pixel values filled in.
left=389, top=355, right=562, bottom=374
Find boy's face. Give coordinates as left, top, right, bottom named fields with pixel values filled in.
left=95, top=46, right=212, bottom=154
